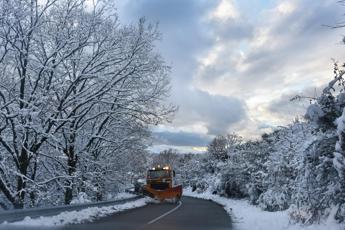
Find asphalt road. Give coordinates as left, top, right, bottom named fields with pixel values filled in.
left=0, top=196, right=232, bottom=230
left=64, top=196, right=232, bottom=230
left=0, top=196, right=141, bottom=224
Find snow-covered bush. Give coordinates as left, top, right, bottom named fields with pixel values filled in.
left=258, top=189, right=290, bottom=211
left=288, top=205, right=318, bottom=224
left=70, top=192, right=91, bottom=205
left=294, top=136, right=338, bottom=219
left=305, top=63, right=345, bottom=129
left=336, top=203, right=345, bottom=223
left=333, top=107, right=345, bottom=222
left=178, top=120, right=345, bottom=224
left=305, top=104, right=325, bottom=123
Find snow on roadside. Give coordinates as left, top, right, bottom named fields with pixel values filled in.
left=184, top=188, right=345, bottom=230
left=71, top=192, right=137, bottom=205
left=70, top=192, right=91, bottom=204
left=1, top=197, right=151, bottom=227
left=112, top=192, right=137, bottom=200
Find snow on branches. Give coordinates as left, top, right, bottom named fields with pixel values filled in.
left=0, top=0, right=175, bottom=209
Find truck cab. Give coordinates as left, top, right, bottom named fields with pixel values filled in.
left=146, top=165, right=175, bottom=190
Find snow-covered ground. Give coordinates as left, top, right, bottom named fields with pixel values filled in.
left=184, top=188, right=345, bottom=230
left=111, top=192, right=138, bottom=200
left=1, top=197, right=151, bottom=227
left=70, top=191, right=137, bottom=204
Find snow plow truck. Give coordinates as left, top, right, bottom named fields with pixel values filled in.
left=142, top=165, right=182, bottom=202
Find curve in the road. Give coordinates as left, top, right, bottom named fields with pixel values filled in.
left=63, top=196, right=232, bottom=230
left=146, top=200, right=182, bottom=225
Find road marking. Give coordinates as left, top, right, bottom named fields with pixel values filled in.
left=147, top=201, right=182, bottom=225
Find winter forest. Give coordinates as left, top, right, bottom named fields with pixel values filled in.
left=0, top=0, right=176, bottom=209
left=0, top=0, right=345, bottom=227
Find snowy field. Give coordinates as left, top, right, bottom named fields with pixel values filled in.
left=1, top=197, right=151, bottom=227
left=184, top=188, right=345, bottom=230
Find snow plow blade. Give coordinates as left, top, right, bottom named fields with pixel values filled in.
left=143, top=185, right=182, bottom=201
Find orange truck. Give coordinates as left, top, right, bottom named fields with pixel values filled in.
left=142, top=165, right=182, bottom=202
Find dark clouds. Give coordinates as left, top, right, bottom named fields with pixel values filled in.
left=174, top=89, right=247, bottom=135
left=153, top=131, right=212, bottom=147
left=117, top=0, right=215, bottom=70
left=120, top=0, right=212, bottom=24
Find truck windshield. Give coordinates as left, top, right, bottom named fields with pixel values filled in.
left=148, top=170, right=170, bottom=178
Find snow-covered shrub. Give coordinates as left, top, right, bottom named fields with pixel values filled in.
left=292, top=133, right=338, bottom=223
left=305, top=104, right=325, bottom=123
left=253, top=122, right=328, bottom=214
left=219, top=170, right=247, bottom=198
left=258, top=189, right=290, bottom=211
left=190, top=179, right=209, bottom=193
left=304, top=63, right=345, bottom=129
left=246, top=183, right=261, bottom=205
left=336, top=203, right=345, bottom=223
left=242, top=140, right=270, bottom=204
left=188, top=172, right=220, bottom=194
left=333, top=107, right=345, bottom=222
left=208, top=134, right=242, bottom=162
left=178, top=109, right=345, bottom=224
left=70, top=192, right=91, bottom=205
left=288, top=205, right=318, bottom=224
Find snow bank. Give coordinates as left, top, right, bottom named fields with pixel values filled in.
left=1, top=197, right=150, bottom=227
left=112, top=192, right=137, bottom=200
left=70, top=192, right=91, bottom=204
left=71, top=192, right=136, bottom=205
left=184, top=188, right=345, bottom=230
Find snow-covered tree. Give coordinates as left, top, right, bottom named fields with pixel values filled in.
left=333, top=108, right=345, bottom=222
left=304, top=62, right=345, bottom=129
left=208, top=134, right=242, bottom=162
left=152, top=148, right=179, bottom=168
left=0, top=0, right=175, bottom=208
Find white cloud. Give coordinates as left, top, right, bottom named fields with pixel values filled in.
left=149, top=144, right=207, bottom=154
left=171, top=88, right=247, bottom=135
left=277, top=1, right=296, bottom=15
left=193, top=0, right=345, bottom=138
left=118, top=0, right=345, bottom=149
left=209, top=0, right=239, bottom=21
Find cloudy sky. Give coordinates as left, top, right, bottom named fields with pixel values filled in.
left=116, top=0, right=345, bottom=153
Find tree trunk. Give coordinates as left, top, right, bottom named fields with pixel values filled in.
left=15, top=148, right=30, bottom=209
left=64, top=146, right=77, bottom=205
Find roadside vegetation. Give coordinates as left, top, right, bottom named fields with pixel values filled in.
left=0, top=0, right=174, bottom=209
left=156, top=63, right=345, bottom=225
